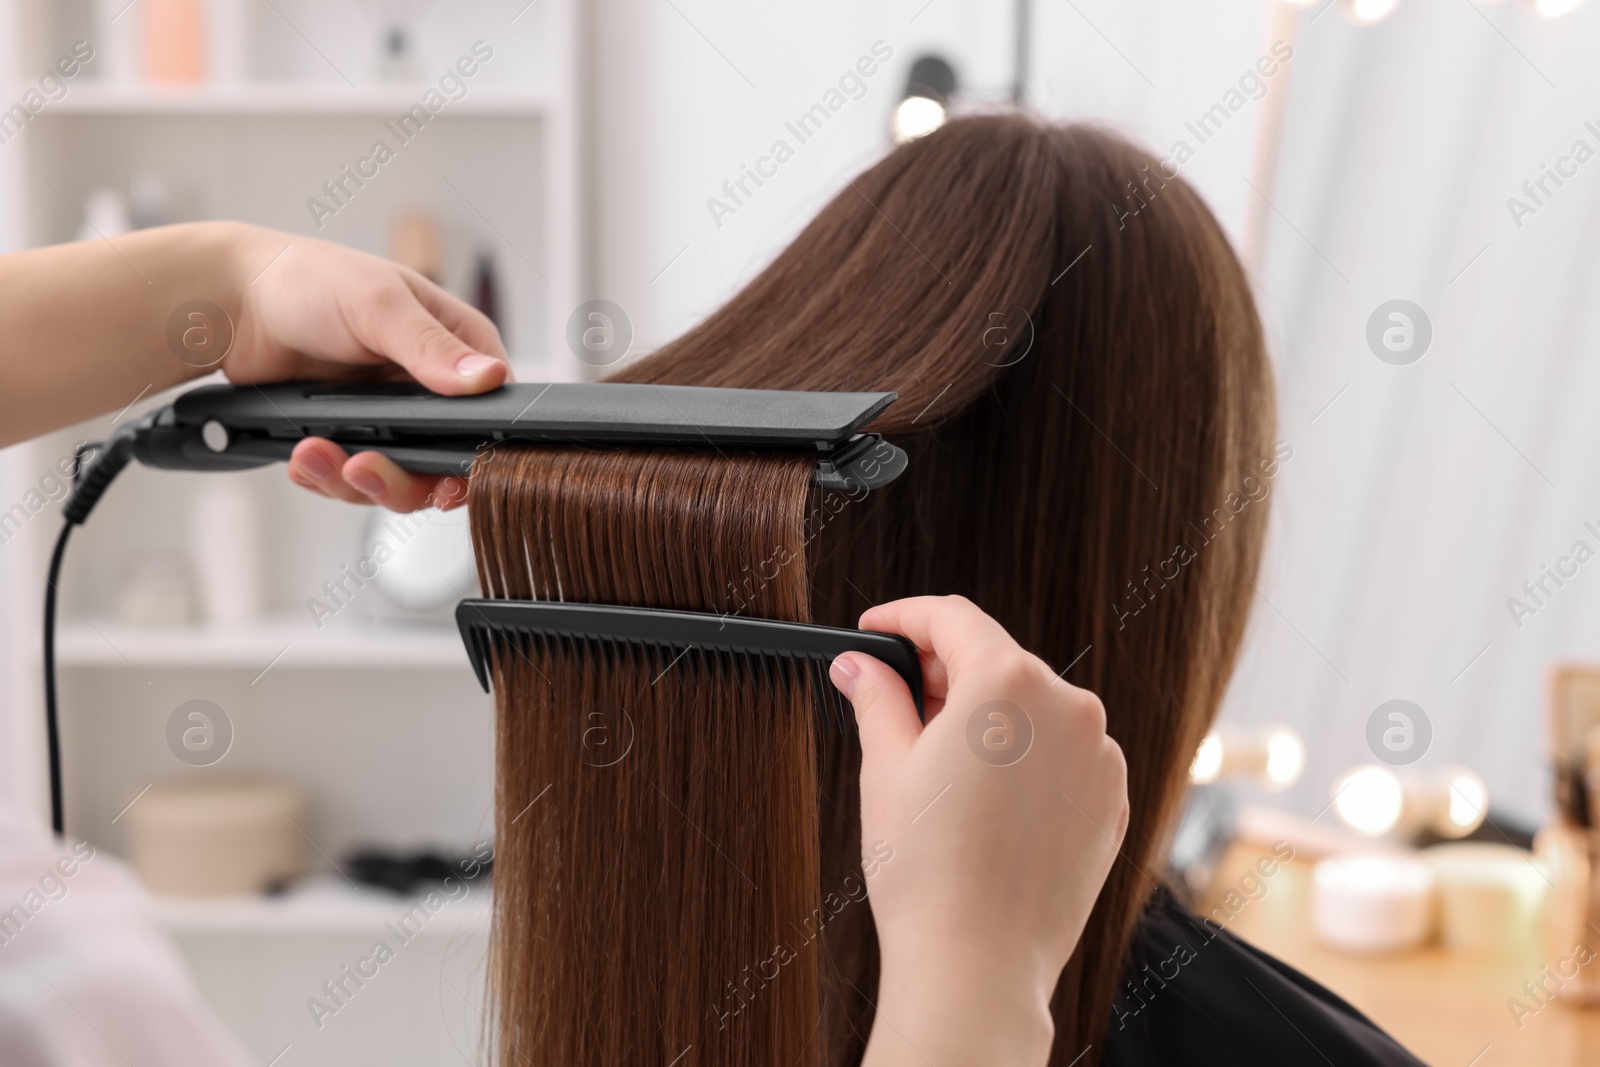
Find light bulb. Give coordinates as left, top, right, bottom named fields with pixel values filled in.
left=1190, top=732, right=1224, bottom=785
left=1332, top=763, right=1490, bottom=839
left=892, top=96, right=946, bottom=144
left=1346, top=0, right=1400, bottom=22
left=1533, top=0, right=1582, bottom=15
left=1334, top=765, right=1404, bottom=836
left=1264, top=729, right=1306, bottom=789
left=1441, top=769, right=1488, bottom=836
left=1187, top=725, right=1304, bottom=789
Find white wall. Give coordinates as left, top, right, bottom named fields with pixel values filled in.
left=588, top=0, right=1270, bottom=349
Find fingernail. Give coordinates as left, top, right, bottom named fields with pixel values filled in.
left=829, top=656, right=860, bottom=699
left=346, top=469, right=385, bottom=497
left=299, top=448, right=336, bottom=481
left=455, top=353, right=500, bottom=378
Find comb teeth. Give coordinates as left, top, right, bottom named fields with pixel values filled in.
left=455, top=598, right=925, bottom=726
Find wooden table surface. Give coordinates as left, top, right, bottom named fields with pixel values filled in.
left=1205, top=841, right=1600, bottom=1067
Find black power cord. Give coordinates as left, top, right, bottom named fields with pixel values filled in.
left=46, top=429, right=139, bottom=835
left=43, top=521, right=73, bottom=835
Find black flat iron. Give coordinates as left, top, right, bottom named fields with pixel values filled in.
left=123, top=380, right=907, bottom=489
left=45, top=381, right=922, bottom=834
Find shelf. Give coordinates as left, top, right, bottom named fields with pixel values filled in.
left=39, top=82, right=552, bottom=117
left=154, top=876, right=491, bottom=936
left=56, top=615, right=470, bottom=670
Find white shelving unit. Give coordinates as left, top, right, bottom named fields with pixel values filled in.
left=163, top=879, right=497, bottom=1064
left=56, top=616, right=469, bottom=669
left=154, top=877, right=492, bottom=936
left=0, top=2, right=584, bottom=1062
left=45, top=83, right=555, bottom=115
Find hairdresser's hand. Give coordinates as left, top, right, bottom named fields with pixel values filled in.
left=830, top=595, right=1128, bottom=1067
left=0, top=221, right=509, bottom=459
left=220, top=225, right=508, bottom=511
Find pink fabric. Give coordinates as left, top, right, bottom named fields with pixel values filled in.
left=0, top=803, right=250, bottom=1066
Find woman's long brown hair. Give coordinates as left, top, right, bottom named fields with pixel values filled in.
left=473, top=114, right=1275, bottom=1065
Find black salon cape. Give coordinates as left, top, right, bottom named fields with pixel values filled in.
left=1103, top=887, right=1426, bottom=1066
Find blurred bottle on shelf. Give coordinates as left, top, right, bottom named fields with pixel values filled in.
left=145, top=0, right=206, bottom=84
left=473, top=250, right=502, bottom=338
left=206, top=0, right=251, bottom=85
left=389, top=209, right=444, bottom=284
left=129, top=168, right=170, bottom=229
left=116, top=555, right=198, bottom=625
left=94, top=0, right=142, bottom=84
left=77, top=188, right=131, bottom=242
left=190, top=479, right=264, bottom=625
left=378, top=22, right=426, bottom=83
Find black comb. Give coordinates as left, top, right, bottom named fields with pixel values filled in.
left=456, top=598, right=926, bottom=723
